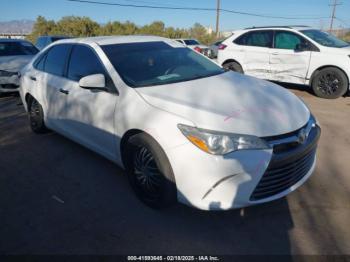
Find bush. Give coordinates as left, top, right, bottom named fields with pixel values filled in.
left=27, top=16, right=219, bottom=45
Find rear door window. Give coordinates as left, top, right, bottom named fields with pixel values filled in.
left=44, top=44, right=71, bottom=76
left=234, top=31, right=273, bottom=48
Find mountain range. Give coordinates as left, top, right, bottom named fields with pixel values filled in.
left=0, top=20, right=34, bottom=34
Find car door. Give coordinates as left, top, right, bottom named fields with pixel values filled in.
left=40, top=44, right=73, bottom=130
left=62, top=44, right=119, bottom=161
left=269, top=30, right=312, bottom=84
left=234, top=30, right=272, bottom=79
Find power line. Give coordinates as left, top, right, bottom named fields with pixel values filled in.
left=335, top=17, right=350, bottom=27
left=67, top=0, right=330, bottom=20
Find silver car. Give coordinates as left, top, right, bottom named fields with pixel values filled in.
left=0, top=39, right=38, bottom=93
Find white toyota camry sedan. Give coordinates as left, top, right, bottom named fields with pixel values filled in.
left=19, top=36, right=321, bottom=210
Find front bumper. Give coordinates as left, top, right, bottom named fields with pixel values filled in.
left=0, top=74, right=20, bottom=93
left=0, top=84, right=19, bottom=93
left=167, top=124, right=320, bottom=211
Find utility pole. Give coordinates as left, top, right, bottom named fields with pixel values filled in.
left=329, top=0, right=342, bottom=32
left=216, top=0, right=220, bottom=37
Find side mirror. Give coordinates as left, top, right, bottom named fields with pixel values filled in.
left=295, top=42, right=310, bottom=52
left=79, top=74, right=107, bottom=91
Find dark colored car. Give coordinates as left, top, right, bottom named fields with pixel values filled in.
left=35, top=36, right=71, bottom=50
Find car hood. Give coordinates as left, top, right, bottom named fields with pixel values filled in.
left=321, top=45, right=350, bottom=55
left=0, top=55, right=34, bottom=72
left=136, top=72, right=310, bottom=137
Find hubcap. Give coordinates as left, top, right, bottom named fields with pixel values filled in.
left=317, top=73, right=341, bottom=95
left=133, top=147, right=163, bottom=199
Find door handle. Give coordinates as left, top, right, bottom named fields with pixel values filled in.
left=271, top=52, right=279, bottom=55
left=29, top=76, right=36, bottom=81
left=59, top=88, right=69, bottom=95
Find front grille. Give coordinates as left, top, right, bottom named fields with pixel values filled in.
left=250, top=126, right=320, bottom=201
left=0, top=84, right=19, bottom=89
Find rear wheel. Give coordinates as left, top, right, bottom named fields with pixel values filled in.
left=125, top=133, right=177, bottom=209
left=223, top=61, right=244, bottom=74
left=312, top=67, right=348, bottom=99
left=29, top=99, right=48, bottom=133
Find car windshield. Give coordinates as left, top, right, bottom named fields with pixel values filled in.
left=101, top=41, right=224, bottom=88
left=184, top=39, right=200, bottom=45
left=301, top=29, right=349, bottom=48
left=0, top=41, right=39, bottom=56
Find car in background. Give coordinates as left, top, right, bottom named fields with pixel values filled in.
left=35, top=35, right=71, bottom=50
left=175, top=38, right=212, bottom=57
left=0, top=39, right=38, bottom=93
left=218, top=26, right=350, bottom=99
left=209, top=40, right=223, bottom=59
left=20, top=36, right=320, bottom=210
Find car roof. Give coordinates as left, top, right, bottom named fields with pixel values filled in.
left=56, top=35, right=172, bottom=46
left=241, top=26, right=315, bottom=32
left=245, top=25, right=310, bottom=29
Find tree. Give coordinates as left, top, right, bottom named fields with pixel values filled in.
left=189, top=23, right=216, bottom=45
left=140, top=21, right=165, bottom=36
left=101, top=21, right=125, bottom=35
left=53, top=16, right=100, bottom=37
left=343, top=32, right=350, bottom=42
left=27, top=16, right=56, bottom=43
left=26, top=16, right=219, bottom=45
left=123, top=21, right=139, bottom=35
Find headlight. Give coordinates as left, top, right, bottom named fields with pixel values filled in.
left=0, top=70, right=17, bottom=77
left=178, top=124, right=270, bottom=155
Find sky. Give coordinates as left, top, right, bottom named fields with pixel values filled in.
left=1, top=0, right=350, bottom=31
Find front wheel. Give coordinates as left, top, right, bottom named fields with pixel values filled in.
left=125, top=133, right=177, bottom=209
left=29, top=99, right=48, bottom=133
left=223, top=61, right=244, bottom=74
left=312, top=67, right=348, bottom=99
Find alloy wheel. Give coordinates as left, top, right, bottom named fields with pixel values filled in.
left=317, top=73, right=341, bottom=95
left=133, top=146, right=164, bottom=201
left=29, top=100, right=41, bottom=129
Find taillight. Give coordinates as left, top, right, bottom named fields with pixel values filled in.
left=218, top=44, right=227, bottom=50
left=194, top=46, right=202, bottom=53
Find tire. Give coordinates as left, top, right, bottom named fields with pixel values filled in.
left=125, top=133, right=177, bottom=209
left=223, top=61, right=244, bottom=74
left=312, top=67, right=348, bottom=99
left=28, top=99, right=48, bottom=133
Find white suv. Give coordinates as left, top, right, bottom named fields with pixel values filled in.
left=218, top=26, right=350, bottom=99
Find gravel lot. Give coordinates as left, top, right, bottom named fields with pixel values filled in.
left=0, top=85, right=350, bottom=255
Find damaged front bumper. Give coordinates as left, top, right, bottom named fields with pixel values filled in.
left=0, top=70, right=20, bottom=93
